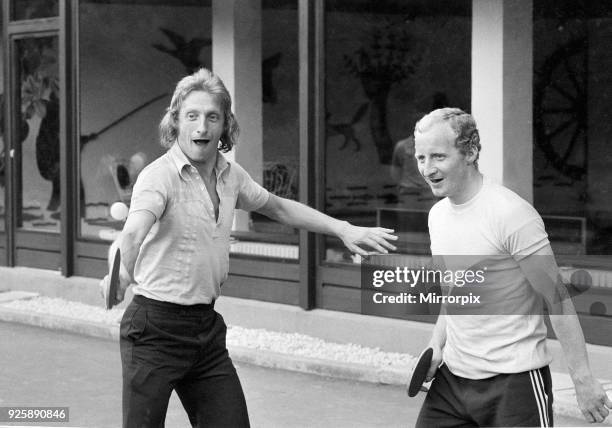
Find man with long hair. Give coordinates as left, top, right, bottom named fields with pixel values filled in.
left=101, top=68, right=397, bottom=427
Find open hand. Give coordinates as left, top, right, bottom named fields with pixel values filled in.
left=575, top=376, right=612, bottom=423
left=338, top=224, right=398, bottom=257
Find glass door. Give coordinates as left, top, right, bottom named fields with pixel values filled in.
left=0, top=31, right=5, bottom=264
left=6, top=31, right=62, bottom=269
left=14, top=35, right=60, bottom=232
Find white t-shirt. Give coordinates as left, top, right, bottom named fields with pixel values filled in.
left=429, top=177, right=553, bottom=379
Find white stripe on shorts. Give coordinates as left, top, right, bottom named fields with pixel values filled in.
left=536, top=369, right=551, bottom=425
left=529, top=369, right=550, bottom=427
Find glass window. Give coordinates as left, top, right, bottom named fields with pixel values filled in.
left=14, top=36, right=60, bottom=232
left=0, top=37, right=5, bottom=233
left=229, top=0, right=300, bottom=261
left=323, top=0, right=471, bottom=264
left=533, top=1, right=612, bottom=257
left=78, top=0, right=211, bottom=241
left=0, top=139, right=4, bottom=233
left=11, top=0, right=58, bottom=20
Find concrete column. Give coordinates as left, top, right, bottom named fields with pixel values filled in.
left=212, top=0, right=263, bottom=230
left=472, top=0, right=533, bottom=202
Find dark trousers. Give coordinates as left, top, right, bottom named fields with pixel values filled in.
left=416, top=364, right=553, bottom=427
left=120, top=295, right=250, bottom=428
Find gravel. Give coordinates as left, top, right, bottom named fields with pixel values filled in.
left=2, top=296, right=125, bottom=325
left=227, top=326, right=414, bottom=368
left=1, top=296, right=415, bottom=370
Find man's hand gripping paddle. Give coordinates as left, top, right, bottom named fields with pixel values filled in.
left=407, top=347, right=434, bottom=397
left=105, top=248, right=121, bottom=310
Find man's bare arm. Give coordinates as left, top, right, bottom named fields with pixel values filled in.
left=100, top=210, right=156, bottom=301
left=256, top=194, right=397, bottom=256
left=425, top=307, right=446, bottom=381
left=118, top=210, right=156, bottom=280
left=519, top=246, right=612, bottom=423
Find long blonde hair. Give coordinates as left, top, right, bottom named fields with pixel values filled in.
left=159, top=68, right=239, bottom=152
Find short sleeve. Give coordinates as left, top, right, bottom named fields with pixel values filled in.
left=233, top=162, right=270, bottom=212
left=502, top=203, right=549, bottom=260
left=129, top=166, right=168, bottom=220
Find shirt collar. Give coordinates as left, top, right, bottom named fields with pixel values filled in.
left=215, top=151, right=230, bottom=179
left=169, top=142, right=230, bottom=181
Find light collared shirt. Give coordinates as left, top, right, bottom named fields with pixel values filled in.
left=128, top=142, right=269, bottom=304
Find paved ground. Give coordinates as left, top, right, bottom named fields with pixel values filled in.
left=0, top=321, right=598, bottom=427
left=0, top=321, right=418, bottom=427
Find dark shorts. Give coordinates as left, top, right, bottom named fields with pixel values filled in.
left=416, top=364, right=553, bottom=427
left=120, top=294, right=250, bottom=428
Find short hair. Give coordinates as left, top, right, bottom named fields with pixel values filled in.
left=159, top=68, right=239, bottom=152
left=414, top=108, right=481, bottom=168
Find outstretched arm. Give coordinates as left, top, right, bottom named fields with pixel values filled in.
left=256, top=194, right=397, bottom=256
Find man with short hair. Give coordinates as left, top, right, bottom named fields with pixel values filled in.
left=413, top=107, right=611, bottom=427
left=101, top=68, right=397, bottom=428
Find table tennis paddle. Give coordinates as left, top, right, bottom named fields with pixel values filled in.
left=407, top=347, right=433, bottom=397
left=105, top=247, right=121, bottom=310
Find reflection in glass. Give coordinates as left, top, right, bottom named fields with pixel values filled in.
left=79, top=1, right=300, bottom=262
left=15, top=36, right=60, bottom=232
left=323, top=0, right=471, bottom=263
left=78, top=1, right=210, bottom=241
left=230, top=0, right=300, bottom=260
left=533, top=1, right=612, bottom=256
left=0, top=65, right=5, bottom=232
left=0, top=116, right=5, bottom=232
left=11, top=0, right=58, bottom=20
